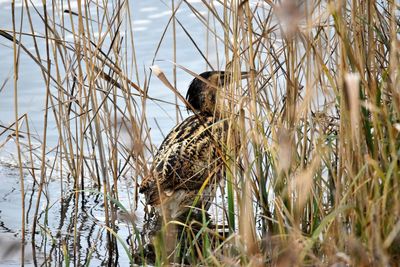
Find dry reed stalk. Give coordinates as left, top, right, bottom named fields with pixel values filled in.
left=11, top=1, right=26, bottom=264
left=238, top=109, right=259, bottom=258
left=344, top=72, right=360, bottom=145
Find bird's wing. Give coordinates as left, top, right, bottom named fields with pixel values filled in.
left=140, top=115, right=226, bottom=205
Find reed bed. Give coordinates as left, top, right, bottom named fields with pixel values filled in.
left=1, top=0, right=399, bottom=266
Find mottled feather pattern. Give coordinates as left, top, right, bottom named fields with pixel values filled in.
left=140, top=115, right=225, bottom=205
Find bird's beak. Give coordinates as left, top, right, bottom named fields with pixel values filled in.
left=239, top=70, right=256, bottom=79
left=218, top=70, right=256, bottom=86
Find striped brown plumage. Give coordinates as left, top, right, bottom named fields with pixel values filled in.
left=140, top=115, right=225, bottom=206
left=139, top=71, right=228, bottom=217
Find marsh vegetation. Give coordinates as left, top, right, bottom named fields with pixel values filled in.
left=0, top=0, right=399, bottom=266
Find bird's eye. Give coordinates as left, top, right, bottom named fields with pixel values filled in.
left=219, top=74, right=229, bottom=86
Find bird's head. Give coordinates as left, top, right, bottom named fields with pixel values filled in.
left=186, top=71, right=247, bottom=116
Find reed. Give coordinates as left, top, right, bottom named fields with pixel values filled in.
left=1, top=0, right=399, bottom=265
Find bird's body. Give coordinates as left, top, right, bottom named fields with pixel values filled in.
left=140, top=71, right=240, bottom=219
left=140, top=115, right=225, bottom=209
left=139, top=70, right=247, bottom=263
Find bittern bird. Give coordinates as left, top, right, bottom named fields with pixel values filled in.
left=140, top=71, right=244, bottom=220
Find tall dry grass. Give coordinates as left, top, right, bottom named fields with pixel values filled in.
left=1, top=0, right=399, bottom=265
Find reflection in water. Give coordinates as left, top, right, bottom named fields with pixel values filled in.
left=25, top=183, right=139, bottom=266
left=0, top=155, right=146, bottom=265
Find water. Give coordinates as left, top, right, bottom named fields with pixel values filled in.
left=0, top=0, right=222, bottom=146
left=0, top=0, right=225, bottom=265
